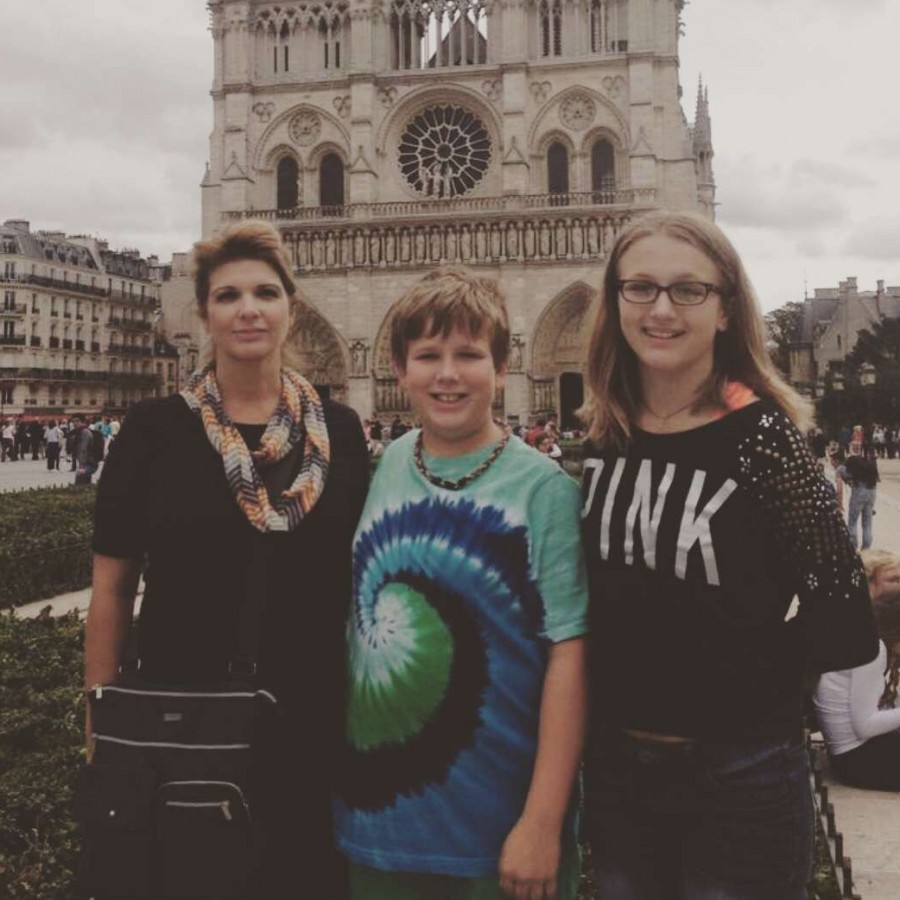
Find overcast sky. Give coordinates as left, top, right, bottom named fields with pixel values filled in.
left=1, top=0, right=897, bottom=311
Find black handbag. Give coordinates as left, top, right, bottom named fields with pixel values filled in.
left=75, top=449, right=298, bottom=899
left=75, top=674, right=277, bottom=899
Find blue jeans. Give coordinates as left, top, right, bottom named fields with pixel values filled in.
left=847, top=486, right=876, bottom=549
left=585, top=731, right=814, bottom=899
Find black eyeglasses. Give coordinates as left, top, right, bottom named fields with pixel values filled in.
left=618, top=280, right=723, bottom=306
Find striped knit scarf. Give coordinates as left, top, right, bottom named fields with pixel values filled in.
left=180, top=363, right=330, bottom=533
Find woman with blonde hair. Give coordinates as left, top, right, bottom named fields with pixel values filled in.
left=83, top=221, right=368, bottom=897
left=579, top=211, right=876, bottom=898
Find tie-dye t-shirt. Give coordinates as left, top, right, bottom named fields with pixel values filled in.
left=334, top=430, right=588, bottom=877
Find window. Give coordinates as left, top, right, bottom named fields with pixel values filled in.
left=591, top=139, right=615, bottom=199
left=391, top=0, right=487, bottom=70
left=540, top=0, right=562, bottom=57
left=277, top=156, right=300, bottom=210
left=0, top=387, right=13, bottom=405
left=590, top=0, right=626, bottom=53
left=547, top=142, right=570, bottom=198
left=320, top=18, right=342, bottom=69
left=273, top=21, right=291, bottom=73
left=319, top=153, right=345, bottom=209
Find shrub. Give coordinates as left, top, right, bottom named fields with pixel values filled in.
left=0, top=487, right=96, bottom=610
left=0, top=610, right=841, bottom=900
left=0, top=611, right=84, bottom=899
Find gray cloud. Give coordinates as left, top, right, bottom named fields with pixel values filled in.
left=790, top=159, right=876, bottom=190
left=716, top=155, right=850, bottom=232
left=846, top=132, right=900, bottom=159
left=843, top=217, right=900, bottom=261
left=0, top=0, right=210, bottom=257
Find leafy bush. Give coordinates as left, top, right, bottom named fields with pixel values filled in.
left=0, top=487, right=96, bottom=610
left=0, top=611, right=85, bottom=899
left=0, top=610, right=840, bottom=900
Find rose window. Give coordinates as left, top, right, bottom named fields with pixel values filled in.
left=398, top=104, right=492, bottom=199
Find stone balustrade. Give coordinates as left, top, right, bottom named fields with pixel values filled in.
left=272, top=207, right=635, bottom=272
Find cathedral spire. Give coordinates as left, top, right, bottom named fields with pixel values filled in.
left=693, top=76, right=712, bottom=154
left=692, top=76, right=715, bottom=217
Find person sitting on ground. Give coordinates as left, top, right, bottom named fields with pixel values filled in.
left=861, top=548, right=900, bottom=605
left=814, top=563, right=900, bottom=792
left=536, top=432, right=563, bottom=467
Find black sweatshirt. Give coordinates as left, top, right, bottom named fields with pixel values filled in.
left=580, top=401, right=878, bottom=743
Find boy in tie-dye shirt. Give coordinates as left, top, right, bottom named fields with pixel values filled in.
left=335, top=268, right=588, bottom=900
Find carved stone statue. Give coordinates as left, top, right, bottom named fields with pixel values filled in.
left=460, top=226, right=472, bottom=261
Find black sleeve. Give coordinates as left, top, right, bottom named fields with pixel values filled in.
left=737, top=408, right=878, bottom=673
left=324, top=400, right=370, bottom=527
left=92, top=399, right=162, bottom=559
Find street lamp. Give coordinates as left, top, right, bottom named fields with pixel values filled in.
left=859, top=363, right=876, bottom=388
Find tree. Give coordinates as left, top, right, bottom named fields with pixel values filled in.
left=844, top=317, right=900, bottom=425
left=846, top=316, right=900, bottom=369
left=763, top=301, right=804, bottom=376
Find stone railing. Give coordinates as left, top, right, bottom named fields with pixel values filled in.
left=224, top=188, right=655, bottom=227
left=279, top=209, right=634, bottom=273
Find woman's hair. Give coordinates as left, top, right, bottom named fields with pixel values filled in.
left=861, top=548, right=900, bottom=586
left=874, top=587, right=900, bottom=709
left=191, top=220, right=304, bottom=368
left=390, top=267, right=510, bottom=371
left=579, top=211, right=813, bottom=450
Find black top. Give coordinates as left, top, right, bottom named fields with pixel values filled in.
left=93, top=393, right=369, bottom=756
left=580, top=401, right=878, bottom=744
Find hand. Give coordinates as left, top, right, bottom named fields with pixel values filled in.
left=498, top=816, right=560, bottom=900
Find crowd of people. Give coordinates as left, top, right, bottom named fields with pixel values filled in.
left=70, top=213, right=893, bottom=900
left=0, top=414, right=120, bottom=482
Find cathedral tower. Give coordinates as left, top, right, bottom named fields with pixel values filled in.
left=203, top=0, right=713, bottom=424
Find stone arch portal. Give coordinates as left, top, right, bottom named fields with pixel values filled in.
left=289, top=304, right=347, bottom=402
left=530, top=283, right=596, bottom=429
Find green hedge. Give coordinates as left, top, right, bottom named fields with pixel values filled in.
left=0, top=487, right=96, bottom=611
left=0, top=612, right=85, bottom=900
left=0, top=610, right=842, bottom=900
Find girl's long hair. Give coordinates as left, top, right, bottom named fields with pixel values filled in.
left=579, top=211, right=812, bottom=450
left=875, top=588, right=900, bottom=709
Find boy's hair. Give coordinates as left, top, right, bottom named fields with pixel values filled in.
left=579, top=211, right=812, bottom=450
left=861, top=548, right=900, bottom=585
left=390, top=267, right=510, bottom=371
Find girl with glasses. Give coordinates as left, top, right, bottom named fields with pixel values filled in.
left=578, top=211, right=877, bottom=899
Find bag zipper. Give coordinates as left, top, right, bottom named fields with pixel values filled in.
left=89, top=685, right=278, bottom=704
left=161, top=780, right=250, bottom=809
left=165, top=800, right=234, bottom=821
left=91, top=685, right=258, bottom=700
left=92, top=734, right=251, bottom=750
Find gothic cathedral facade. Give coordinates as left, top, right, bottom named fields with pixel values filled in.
left=203, top=0, right=714, bottom=426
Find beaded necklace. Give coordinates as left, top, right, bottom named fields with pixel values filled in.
left=413, top=430, right=510, bottom=491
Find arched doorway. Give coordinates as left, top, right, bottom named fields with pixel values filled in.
left=289, top=303, right=348, bottom=402
left=530, top=282, right=596, bottom=422
left=559, top=372, right=584, bottom=431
